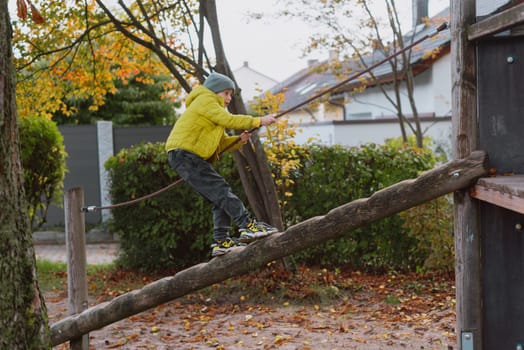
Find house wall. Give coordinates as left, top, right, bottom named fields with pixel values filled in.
left=286, top=109, right=316, bottom=124
left=343, top=54, right=452, bottom=120
left=293, top=117, right=452, bottom=156
left=284, top=103, right=344, bottom=124
left=431, top=55, right=452, bottom=116
left=476, top=0, right=511, bottom=16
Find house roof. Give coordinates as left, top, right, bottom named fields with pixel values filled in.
left=269, top=7, right=450, bottom=113
left=234, top=62, right=279, bottom=102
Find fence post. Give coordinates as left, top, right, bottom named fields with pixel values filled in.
left=64, top=187, right=89, bottom=350
left=97, top=120, right=114, bottom=223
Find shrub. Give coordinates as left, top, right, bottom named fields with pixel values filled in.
left=282, top=142, right=439, bottom=271
left=19, top=116, right=67, bottom=229
left=400, top=195, right=454, bottom=272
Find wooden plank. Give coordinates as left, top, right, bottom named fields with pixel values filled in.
left=471, top=185, right=524, bottom=214
left=469, top=2, right=524, bottom=40
left=471, top=175, right=524, bottom=214
left=477, top=38, right=524, bottom=175
left=480, top=204, right=524, bottom=348
left=476, top=37, right=524, bottom=348
left=476, top=175, right=524, bottom=197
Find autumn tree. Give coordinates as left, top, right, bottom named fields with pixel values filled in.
left=0, top=0, right=51, bottom=348
left=52, top=73, right=178, bottom=125
left=278, top=0, right=447, bottom=147
left=14, top=0, right=283, bottom=229
left=13, top=1, right=174, bottom=120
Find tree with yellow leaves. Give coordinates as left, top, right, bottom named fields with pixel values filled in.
left=13, top=1, right=175, bottom=120
left=250, top=90, right=308, bottom=212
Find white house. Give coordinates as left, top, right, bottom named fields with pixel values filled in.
left=268, top=3, right=453, bottom=153
left=233, top=61, right=279, bottom=102
left=244, top=1, right=518, bottom=154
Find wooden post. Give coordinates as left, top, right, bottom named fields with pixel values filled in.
left=451, top=0, right=482, bottom=349
left=64, top=187, right=89, bottom=350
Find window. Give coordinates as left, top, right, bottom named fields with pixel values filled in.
left=295, top=83, right=318, bottom=95
left=347, top=112, right=372, bottom=120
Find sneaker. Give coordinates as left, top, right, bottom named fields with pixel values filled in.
left=211, top=237, right=242, bottom=257
left=238, top=220, right=279, bottom=243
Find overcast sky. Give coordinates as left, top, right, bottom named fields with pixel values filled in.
left=216, top=0, right=316, bottom=81
left=9, top=0, right=450, bottom=82
left=217, top=0, right=450, bottom=81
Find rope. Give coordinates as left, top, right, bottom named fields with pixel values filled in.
left=81, top=179, right=184, bottom=212
left=82, top=22, right=448, bottom=213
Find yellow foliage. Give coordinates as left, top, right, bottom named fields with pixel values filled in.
left=422, top=47, right=442, bottom=61
left=249, top=91, right=307, bottom=210
left=13, top=2, right=176, bottom=119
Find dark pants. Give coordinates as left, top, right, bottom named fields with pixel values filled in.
left=168, top=149, right=251, bottom=242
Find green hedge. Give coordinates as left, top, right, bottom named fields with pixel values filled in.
left=281, top=143, right=438, bottom=271
left=105, top=141, right=449, bottom=272
left=19, top=116, right=67, bottom=229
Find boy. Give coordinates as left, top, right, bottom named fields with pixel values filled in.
left=166, top=72, right=279, bottom=257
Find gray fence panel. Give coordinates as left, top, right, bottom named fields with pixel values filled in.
left=46, top=125, right=100, bottom=227
left=43, top=124, right=173, bottom=228
left=113, top=126, right=171, bottom=154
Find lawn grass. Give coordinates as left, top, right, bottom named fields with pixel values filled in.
left=35, top=258, right=353, bottom=307
left=36, top=259, right=68, bottom=292
left=36, top=259, right=116, bottom=293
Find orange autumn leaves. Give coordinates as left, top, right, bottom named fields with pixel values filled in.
left=16, top=0, right=44, bottom=24
left=48, top=265, right=455, bottom=349
left=13, top=1, right=177, bottom=120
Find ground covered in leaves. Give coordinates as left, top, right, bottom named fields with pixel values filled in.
left=46, top=264, right=456, bottom=349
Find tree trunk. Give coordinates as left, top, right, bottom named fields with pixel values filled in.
left=0, top=1, right=51, bottom=348
left=201, top=0, right=284, bottom=229
left=50, top=151, right=488, bottom=345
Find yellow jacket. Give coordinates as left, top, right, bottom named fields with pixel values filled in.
left=165, top=85, right=261, bottom=161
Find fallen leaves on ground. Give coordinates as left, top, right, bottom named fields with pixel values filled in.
left=46, top=265, right=456, bottom=349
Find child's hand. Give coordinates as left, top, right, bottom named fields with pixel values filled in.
left=260, top=114, right=277, bottom=126
left=239, top=131, right=251, bottom=143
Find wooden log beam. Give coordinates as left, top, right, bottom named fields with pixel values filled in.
left=50, top=151, right=488, bottom=346
left=469, top=2, right=524, bottom=40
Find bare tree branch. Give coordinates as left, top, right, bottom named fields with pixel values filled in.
left=95, top=0, right=192, bottom=91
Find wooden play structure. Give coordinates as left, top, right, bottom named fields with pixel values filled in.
left=50, top=1, right=524, bottom=349
left=453, top=1, right=524, bottom=349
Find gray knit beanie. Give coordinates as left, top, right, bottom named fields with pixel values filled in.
left=203, top=72, right=235, bottom=93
